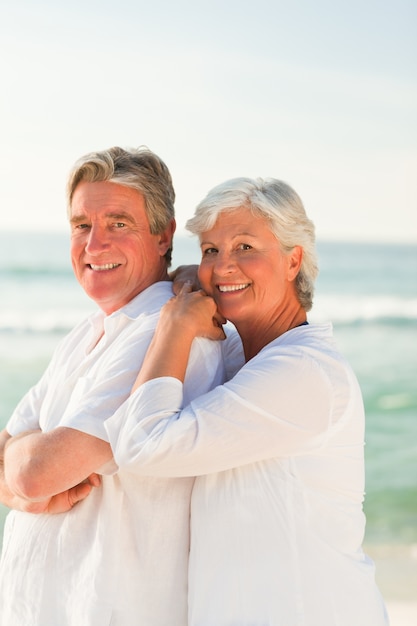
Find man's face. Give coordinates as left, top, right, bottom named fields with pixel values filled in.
left=70, top=181, right=175, bottom=314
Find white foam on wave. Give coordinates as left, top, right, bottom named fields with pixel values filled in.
left=1, top=293, right=416, bottom=332
left=310, top=293, right=417, bottom=324
left=0, top=308, right=92, bottom=333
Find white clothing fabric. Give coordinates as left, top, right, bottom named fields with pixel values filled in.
left=106, top=323, right=389, bottom=626
left=0, top=282, right=225, bottom=626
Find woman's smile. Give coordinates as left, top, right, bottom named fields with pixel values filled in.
left=217, top=283, right=251, bottom=293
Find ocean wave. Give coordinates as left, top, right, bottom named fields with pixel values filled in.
left=0, top=309, right=91, bottom=334
left=1, top=266, right=73, bottom=279
left=1, top=295, right=416, bottom=334
left=376, top=392, right=417, bottom=411
left=310, top=294, right=417, bottom=325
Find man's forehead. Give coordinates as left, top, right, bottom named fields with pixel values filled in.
left=70, top=181, right=146, bottom=217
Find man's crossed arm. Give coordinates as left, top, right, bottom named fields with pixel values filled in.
left=0, top=427, right=111, bottom=514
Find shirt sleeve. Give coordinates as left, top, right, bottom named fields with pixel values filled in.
left=6, top=371, right=50, bottom=436
left=59, top=332, right=225, bottom=443
left=6, top=316, right=97, bottom=436
left=6, top=343, right=61, bottom=436
left=106, top=344, right=341, bottom=477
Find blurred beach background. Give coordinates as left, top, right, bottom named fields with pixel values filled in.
left=1, top=232, right=416, bottom=625
left=1, top=0, right=416, bottom=623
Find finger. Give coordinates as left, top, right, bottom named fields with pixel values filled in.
left=213, top=311, right=227, bottom=326
left=86, top=473, right=101, bottom=487
left=211, top=322, right=226, bottom=341
left=69, top=482, right=92, bottom=506
left=213, top=318, right=226, bottom=339
left=179, top=281, right=193, bottom=295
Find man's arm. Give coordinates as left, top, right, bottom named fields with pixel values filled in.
left=4, top=427, right=112, bottom=503
left=1, top=428, right=102, bottom=513
left=0, top=429, right=24, bottom=509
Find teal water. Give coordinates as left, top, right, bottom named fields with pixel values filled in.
left=0, top=232, right=416, bottom=546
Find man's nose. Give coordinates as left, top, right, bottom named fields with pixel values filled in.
left=85, top=225, right=110, bottom=254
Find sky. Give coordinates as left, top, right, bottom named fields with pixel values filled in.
left=0, top=0, right=416, bottom=243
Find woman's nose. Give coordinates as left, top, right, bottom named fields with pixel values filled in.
left=213, top=251, right=236, bottom=275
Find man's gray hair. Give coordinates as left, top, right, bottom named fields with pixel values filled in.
left=67, top=146, right=175, bottom=264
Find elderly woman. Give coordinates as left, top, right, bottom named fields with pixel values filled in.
left=106, top=178, right=388, bottom=625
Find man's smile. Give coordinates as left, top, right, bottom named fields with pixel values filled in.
left=88, top=263, right=121, bottom=271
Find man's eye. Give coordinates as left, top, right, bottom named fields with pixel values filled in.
left=114, top=222, right=126, bottom=228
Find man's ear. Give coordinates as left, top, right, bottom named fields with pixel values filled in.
left=158, top=218, right=176, bottom=257
left=287, top=245, right=303, bottom=281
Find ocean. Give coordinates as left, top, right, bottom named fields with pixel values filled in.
left=1, top=231, right=416, bottom=551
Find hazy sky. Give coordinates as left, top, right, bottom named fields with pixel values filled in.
left=1, top=0, right=416, bottom=242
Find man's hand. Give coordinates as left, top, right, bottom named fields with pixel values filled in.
left=18, top=473, right=101, bottom=514
left=1, top=427, right=106, bottom=513
left=42, top=473, right=101, bottom=514
left=4, top=427, right=112, bottom=502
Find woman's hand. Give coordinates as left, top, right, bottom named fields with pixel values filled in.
left=169, top=264, right=200, bottom=295
left=132, top=283, right=226, bottom=391
left=162, top=282, right=226, bottom=342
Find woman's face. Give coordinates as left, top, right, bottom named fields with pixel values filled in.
left=197, top=207, right=301, bottom=328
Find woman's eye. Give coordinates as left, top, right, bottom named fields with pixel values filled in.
left=202, top=247, right=218, bottom=255
left=239, top=243, right=252, bottom=251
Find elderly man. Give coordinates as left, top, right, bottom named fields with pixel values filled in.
left=0, top=146, right=225, bottom=626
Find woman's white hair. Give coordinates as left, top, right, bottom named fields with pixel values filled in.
left=186, top=177, right=319, bottom=311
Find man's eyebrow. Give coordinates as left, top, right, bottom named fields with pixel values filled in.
left=69, top=212, right=136, bottom=225
left=69, top=214, right=88, bottom=225
left=105, top=212, right=136, bottom=224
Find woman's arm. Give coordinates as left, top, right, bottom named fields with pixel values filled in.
left=107, top=336, right=335, bottom=477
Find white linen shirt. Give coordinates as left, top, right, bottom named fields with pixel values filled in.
left=106, top=323, right=389, bottom=626
left=0, top=282, right=226, bottom=626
